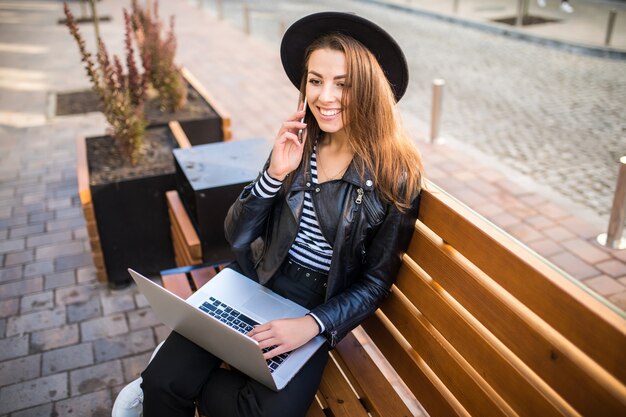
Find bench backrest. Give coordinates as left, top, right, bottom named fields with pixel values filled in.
left=364, top=184, right=626, bottom=416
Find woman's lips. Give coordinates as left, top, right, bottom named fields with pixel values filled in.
left=318, top=107, right=341, bottom=119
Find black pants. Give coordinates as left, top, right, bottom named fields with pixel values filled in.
left=141, top=260, right=329, bottom=417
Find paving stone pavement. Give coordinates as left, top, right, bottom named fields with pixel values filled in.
left=0, top=0, right=625, bottom=415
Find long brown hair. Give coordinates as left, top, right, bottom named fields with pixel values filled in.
left=298, top=33, right=424, bottom=210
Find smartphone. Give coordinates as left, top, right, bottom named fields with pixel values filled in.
left=298, top=95, right=307, bottom=144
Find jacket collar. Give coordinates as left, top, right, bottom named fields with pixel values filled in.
left=342, top=158, right=375, bottom=191
left=290, top=155, right=375, bottom=192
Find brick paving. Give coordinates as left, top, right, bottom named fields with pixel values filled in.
left=0, top=0, right=625, bottom=415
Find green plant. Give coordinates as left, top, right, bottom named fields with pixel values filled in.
left=64, top=3, right=148, bottom=164
left=131, top=0, right=187, bottom=113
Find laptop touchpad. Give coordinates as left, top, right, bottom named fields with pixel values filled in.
left=242, top=293, right=296, bottom=320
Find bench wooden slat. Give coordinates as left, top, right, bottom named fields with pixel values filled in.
left=166, top=191, right=202, bottom=259
left=162, top=264, right=229, bottom=296
left=170, top=218, right=195, bottom=266
left=418, top=185, right=626, bottom=385
left=362, top=311, right=470, bottom=417
left=316, top=353, right=370, bottom=417
left=381, top=287, right=520, bottom=417
left=190, top=266, right=218, bottom=290
left=305, top=399, right=326, bottom=417
left=352, top=327, right=422, bottom=413
left=168, top=207, right=185, bottom=245
left=407, top=220, right=626, bottom=416
left=333, top=331, right=413, bottom=417
left=161, top=273, right=193, bottom=300
left=171, top=225, right=194, bottom=267
left=313, top=392, right=331, bottom=414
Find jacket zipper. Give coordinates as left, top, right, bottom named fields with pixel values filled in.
left=329, top=312, right=367, bottom=347
left=254, top=216, right=272, bottom=269
left=355, top=187, right=363, bottom=204
left=330, top=330, right=338, bottom=347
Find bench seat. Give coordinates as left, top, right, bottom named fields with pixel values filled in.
left=160, top=185, right=626, bottom=416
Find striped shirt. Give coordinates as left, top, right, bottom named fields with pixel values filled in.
left=252, top=170, right=283, bottom=198
left=251, top=148, right=333, bottom=273
left=251, top=149, right=330, bottom=333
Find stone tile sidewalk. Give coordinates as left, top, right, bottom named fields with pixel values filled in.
left=0, top=0, right=624, bottom=415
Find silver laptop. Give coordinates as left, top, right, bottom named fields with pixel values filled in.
left=128, top=267, right=325, bottom=391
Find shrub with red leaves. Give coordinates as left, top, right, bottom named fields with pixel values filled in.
left=131, top=0, right=187, bottom=113
left=64, top=2, right=148, bottom=165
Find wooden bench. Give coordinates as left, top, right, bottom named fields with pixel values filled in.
left=161, top=184, right=626, bottom=416
left=166, top=189, right=203, bottom=267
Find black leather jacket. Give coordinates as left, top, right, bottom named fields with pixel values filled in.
left=224, top=156, right=420, bottom=347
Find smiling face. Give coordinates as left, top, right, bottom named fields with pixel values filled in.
left=305, top=48, right=349, bottom=140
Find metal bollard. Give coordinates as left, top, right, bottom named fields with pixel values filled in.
left=597, top=156, right=626, bottom=250
left=605, top=9, right=617, bottom=46
left=216, top=0, right=224, bottom=20
left=523, top=0, right=530, bottom=16
left=430, top=79, right=445, bottom=143
left=243, top=2, right=250, bottom=35
left=516, top=0, right=528, bottom=27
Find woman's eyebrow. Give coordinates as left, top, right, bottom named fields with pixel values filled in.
left=307, top=70, right=347, bottom=80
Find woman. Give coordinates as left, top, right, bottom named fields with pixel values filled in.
left=114, top=11, right=424, bottom=417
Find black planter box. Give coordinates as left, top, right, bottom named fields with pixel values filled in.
left=155, top=67, right=230, bottom=146
left=87, top=127, right=179, bottom=287
left=173, top=139, right=271, bottom=263
left=145, top=81, right=224, bottom=146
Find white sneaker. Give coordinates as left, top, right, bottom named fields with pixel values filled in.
left=560, top=2, right=574, bottom=13
left=537, top=0, right=546, bottom=7
left=111, top=377, right=144, bottom=417
left=111, top=341, right=165, bottom=417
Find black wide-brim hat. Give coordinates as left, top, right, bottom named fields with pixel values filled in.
left=280, top=11, right=409, bottom=102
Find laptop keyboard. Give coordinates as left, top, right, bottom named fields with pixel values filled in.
left=199, top=297, right=291, bottom=373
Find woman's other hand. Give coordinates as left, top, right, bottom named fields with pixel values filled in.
left=267, top=109, right=307, bottom=181
left=248, top=315, right=319, bottom=359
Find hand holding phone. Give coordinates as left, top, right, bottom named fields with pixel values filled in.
left=267, top=97, right=308, bottom=180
